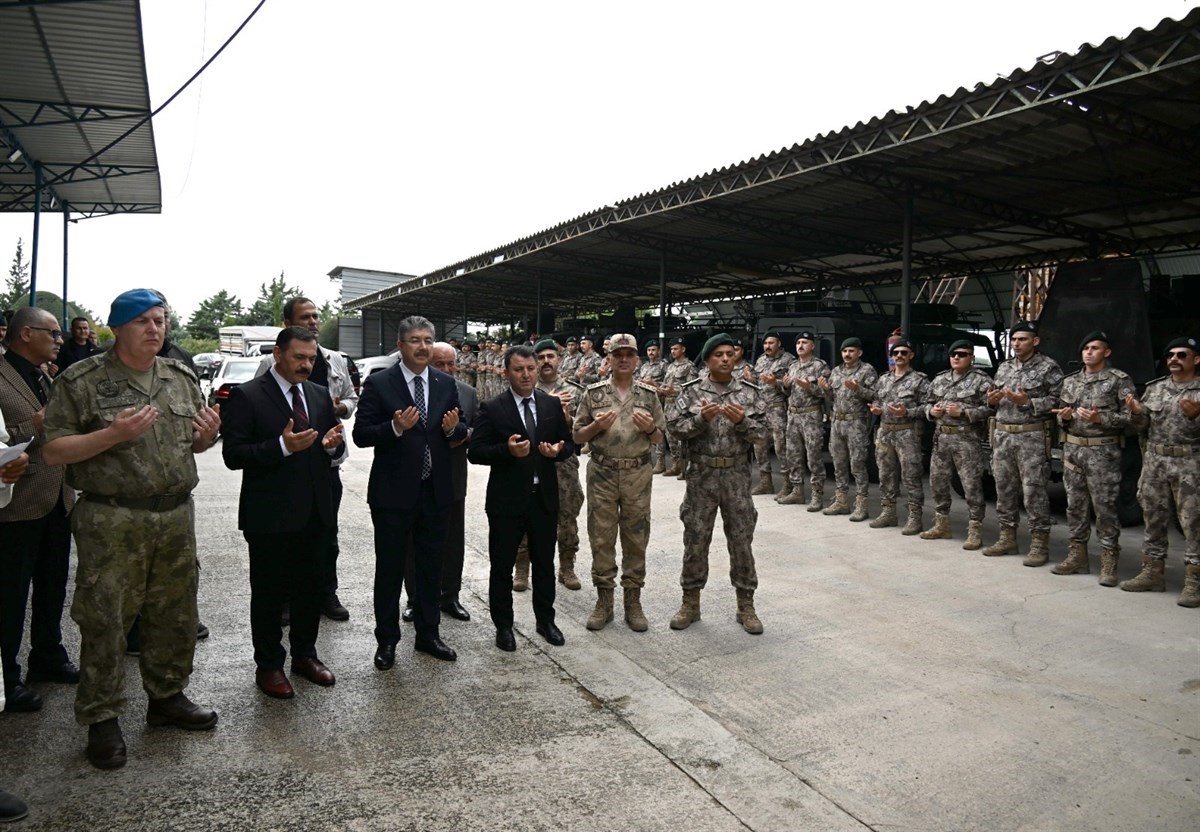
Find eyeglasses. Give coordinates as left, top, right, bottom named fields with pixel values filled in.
left=403, top=337, right=434, bottom=347
left=950, top=351, right=972, bottom=359
left=28, top=327, right=63, bottom=340
left=891, top=349, right=912, bottom=357
left=1166, top=350, right=1192, bottom=360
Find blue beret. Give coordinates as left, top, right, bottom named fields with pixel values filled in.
left=108, top=289, right=165, bottom=328
left=701, top=333, right=736, bottom=360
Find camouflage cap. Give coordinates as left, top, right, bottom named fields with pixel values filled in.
left=609, top=333, right=638, bottom=353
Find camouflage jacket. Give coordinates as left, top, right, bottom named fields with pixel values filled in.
left=1058, top=366, right=1135, bottom=438
left=782, top=357, right=832, bottom=408
left=635, top=358, right=666, bottom=386
left=825, top=361, right=878, bottom=417
left=1132, top=375, right=1200, bottom=447
left=661, top=358, right=698, bottom=397
left=667, top=375, right=766, bottom=455
left=872, top=369, right=932, bottom=424
left=576, top=351, right=604, bottom=385
left=558, top=350, right=582, bottom=380
left=993, top=352, right=1063, bottom=424
left=574, top=378, right=665, bottom=459
left=456, top=350, right=477, bottom=383
left=924, top=368, right=993, bottom=425
left=753, top=351, right=795, bottom=405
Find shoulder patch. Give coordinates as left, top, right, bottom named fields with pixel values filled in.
left=1063, top=369, right=1082, bottom=378
left=681, top=378, right=701, bottom=387
left=60, top=353, right=106, bottom=381
left=740, top=380, right=761, bottom=390
left=1144, top=375, right=1168, bottom=387
left=635, top=381, right=658, bottom=393
left=586, top=380, right=608, bottom=391
left=1108, top=367, right=1131, bottom=379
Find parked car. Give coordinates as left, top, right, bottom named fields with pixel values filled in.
left=355, top=350, right=400, bottom=382
left=341, top=352, right=361, bottom=394
left=193, top=352, right=223, bottom=380
left=206, top=357, right=261, bottom=409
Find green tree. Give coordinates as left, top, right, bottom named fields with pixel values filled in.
left=244, top=272, right=304, bottom=326
left=8, top=290, right=93, bottom=327
left=2, top=238, right=30, bottom=312
left=186, top=290, right=244, bottom=341
left=319, top=316, right=339, bottom=350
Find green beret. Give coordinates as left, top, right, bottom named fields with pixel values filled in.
left=1010, top=320, right=1037, bottom=336
left=1078, top=330, right=1109, bottom=351
left=1165, top=336, right=1199, bottom=354
left=841, top=337, right=863, bottom=350
left=644, top=339, right=658, bottom=349
left=949, top=339, right=973, bottom=353
left=701, top=333, right=736, bottom=360
left=763, top=331, right=781, bottom=341
left=533, top=338, right=558, bottom=354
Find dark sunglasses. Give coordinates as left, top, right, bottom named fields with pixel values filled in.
left=891, top=349, right=912, bottom=356
left=950, top=351, right=972, bottom=358
left=1166, top=350, right=1192, bottom=360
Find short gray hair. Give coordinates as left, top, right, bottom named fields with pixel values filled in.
left=396, top=315, right=435, bottom=343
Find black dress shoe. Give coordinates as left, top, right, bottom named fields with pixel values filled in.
left=536, top=621, right=565, bottom=646
left=197, top=621, right=211, bottom=640
left=401, top=604, right=414, bottom=623
left=440, top=599, right=471, bottom=621
left=495, top=628, right=516, bottom=652
left=26, top=659, right=80, bottom=685
left=414, top=637, right=457, bottom=662
left=145, top=692, right=218, bottom=730
left=374, top=643, right=396, bottom=671
left=0, top=789, right=28, bottom=822
left=3, top=684, right=43, bottom=712
left=86, top=718, right=126, bottom=770
left=321, top=594, right=350, bottom=621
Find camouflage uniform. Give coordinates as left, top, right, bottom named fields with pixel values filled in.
left=558, top=349, right=582, bottom=386
left=925, top=368, right=993, bottom=521
left=574, top=378, right=665, bottom=588
left=661, top=357, right=699, bottom=468
left=825, top=361, right=878, bottom=498
left=1131, top=375, right=1200, bottom=567
left=43, top=351, right=204, bottom=726
left=991, top=352, right=1064, bottom=533
left=667, top=375, right=766, bottom=590
left=636, top=357, right=668, bottom=463
left=752, top=351, right=796, bottom=479
left=872, top=369, right=931, bottom=509
left=576, top=350, right=604, bottom=385
left=456, top=348, right=477, bottom=388
left=475, top=349, right=491, bottom=399
left=518, top=377, right=586, bottom=562
left=1059, top=367, right=1135, bottom=551
left=782, top=357, right=831, bottom=490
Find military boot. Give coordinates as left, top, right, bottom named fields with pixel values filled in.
left=623, top=588, right=649, bottom=631
left=669, top=589, right=702, bottom=630
left=586, top=587, right=615, bottom=630
left=751, top=472, right=774, bottom=495
left=869, top=501, right=897, bottom=528
left=901, top=505, right=924, bottom=536
left=735, top=589, right=764, bottom=634
left=982, top=526, right=1018, bottom=557
left=775, top=479, right=793, bottom=501
left=848, top=494, right=869, bottom=522
left=823, top=490, right=850, bottom=516
left=513, top=551, right=530, bottom=592
left=1179, top=564, right=1200, bottom=608
left=920, top=512, right=952, bottom=540
left=86, top=718, right=127, bottom=770
left=777, top=483, right=806, bottom=505
left=1098, top=548, right=1119, bottom=587
left=807, top=485, right=825, bottom=513
left=676, top=460, right=689, bottom=480
left=651, top=454, right=666, bottom=475
left=558, top=552, right=582, bottom=591
left=1022, top=530, right=1050, bottom=567
left=664, top=460, right=681, bottom=477
left=962, top=519, right=983, bottom=551
left=1052, top=541, right=1090, bottom=575
left=1120, top=555, right=1165, bottom=592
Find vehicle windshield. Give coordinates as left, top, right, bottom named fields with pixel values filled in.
left=223, top=361, right=260, bottom=382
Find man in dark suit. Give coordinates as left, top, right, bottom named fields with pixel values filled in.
left=469, top=344, right=574, bottom=652
left=221, top=327, right=346, bottom=699
left=353, top=316, right=467, bottom=670
left=0, top=307, right=79, bottom=712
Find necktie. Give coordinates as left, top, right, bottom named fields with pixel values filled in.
left=523, top=397, right=537, bottom=441
left=289, top=385, right=309, bottom=430
left=414, top=375, right=431, bottom=480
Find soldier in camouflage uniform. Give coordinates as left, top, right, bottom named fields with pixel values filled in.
left=867, top=339, right=931, bottom=534
left=920, top=339, right=993, bottom=549
left=575, top=335, right=604, bottom=385
left=1121, top=336, right=1200, bottom=606
left=1051, top=331, right=1136, bottom=584
left=982, top=321, right=1064, bottom=566
left=821, top=337, right=878, bottom=521
left=456, top=341, right=477, bottom=388
left=635, top=340, right=669, bottom=472
left=558, top=336, right=582, bottom=384
left=42, top=290, right=222, bottom=770
left=659, top=337, right=698, bottom=478
left=573, top=334, right=665, bottom=632
left=751, top=332, right=795, bottom=497
left=666, top=334, right=767, bottom=634
left=778, top=331, right=831, bottom=510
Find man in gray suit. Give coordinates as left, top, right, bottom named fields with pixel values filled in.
left=404, top=341, right=477, bottom=621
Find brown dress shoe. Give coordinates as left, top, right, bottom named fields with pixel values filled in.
left=291, top=656, right=336, bottom=686
left=146, top=692, right=219, bottom=730
left=256, top=669, right=295, bottom=699
left=86, top=718, right=127, bottom=770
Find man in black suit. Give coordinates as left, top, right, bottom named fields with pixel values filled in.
left=468, top=344, right=574, bottom=652
left=353, top=316, right=466, bottom=670
left=220, top=327, right=346, bottom=699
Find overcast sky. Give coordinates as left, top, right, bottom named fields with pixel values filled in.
left=1, top=0, right=1194, bottom=323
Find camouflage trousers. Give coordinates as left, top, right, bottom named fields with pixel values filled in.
left=875, top=424, right=924, bottom=506
left=829, top=417, right=871, bottom=497
left=519, top=457, right=584, bottom=560
left=679, top=461, right=758, bottom=591
left=586, top=460, right=654, bottom=588
left=991, top=428, right=1052, bottom=532
left=930, top=430, right=985, bottom=521
left=71, top=498, right=199, bottom=726
left=753, top=402, right=789, bottom=477
left=1063, top=442, right=1121, bottom=551
left=1138, top=451, right=1199, bottom=566
left=786, top=411, right=825, bottom=487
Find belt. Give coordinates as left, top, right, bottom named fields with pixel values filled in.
left=690, top=453, right=737, bottom=469
left=995, top=421, right=1047, bottom=434
left=937, top=424, right=978, bottom=434
left=832, top=412, right=868, bottom=421
left=83, top=493, right=191, bottom=512
left=1063, top=434, right=1120, bottom=447
left=880, top=421, right=916, bottom=432
left=1147, top=442, right=1200, bottom=458
left=591, top=452, right=652, bottom=470
left=788, top=404, right=823, bottom=414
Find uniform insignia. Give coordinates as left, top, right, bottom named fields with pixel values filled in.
left=98, top=380, right=121, bottom=397
left=1101, top=382, right=1112, bottom=393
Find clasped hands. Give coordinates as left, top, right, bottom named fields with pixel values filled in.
left=283, top=419, right=343, bottom=453
left=869, top=402, right=908, bottom=417
left=988, top=386, right=1030, bottom=406
left=930, top=402, right=964, bottom=418
left=391, top=406, right=460, bottom=434
left=699, top=399, right=745, bottom=424
left=507, top=434, right=563, bottom=459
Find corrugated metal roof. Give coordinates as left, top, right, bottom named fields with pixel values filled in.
left=348, top=8, right=1200, bottom=324
left=0, top=0, right=161, bottom=216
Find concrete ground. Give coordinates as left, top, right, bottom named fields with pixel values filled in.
left=2, top=433, right=1198, bottom=831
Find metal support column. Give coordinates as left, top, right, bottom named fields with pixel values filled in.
left=462, top=290, right=469, bottom=341
left=900, top=195, right=913, bottom=338
left=30, top=163, right=42, bottom=305
left=61, top=205, right=70, bottom=327
left=536, top=275, right=542, bottom=337
left=659, top=251, right=667, bottom=342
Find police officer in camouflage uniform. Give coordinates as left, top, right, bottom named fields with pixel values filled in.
left=558, top=336, right=581, bottom=383
left=659, top=337, right=698, bottom=478
left=42, top=289, right=223, bottom=770
left=778, top=331, right=831, bottom=510
left=920, top=339, right=993, bottom=549
left=1051, top=331, right=1135, bottom=584
left=456, top=341, right=477, bottom=388
left=822, top=337, right=878, bottom=521
left=751, top=331, right=795, bottom=497
left=666, top=334, right=767, bottom=634
left=573, top=334, right=665, bottom=632
left=867, top=339, right=931, bottom=535
left=1121, top=336, right=1200, bottom=606
left=635, top=340, right=669, bottom=472
left=575, top=335, right=603, bottom=385
left=982, top=321, right=1064, bottom=566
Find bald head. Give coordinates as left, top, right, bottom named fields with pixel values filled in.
left=432, top=341, right=456, bottom=375
left=6, top=306, right=61, bottom=364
